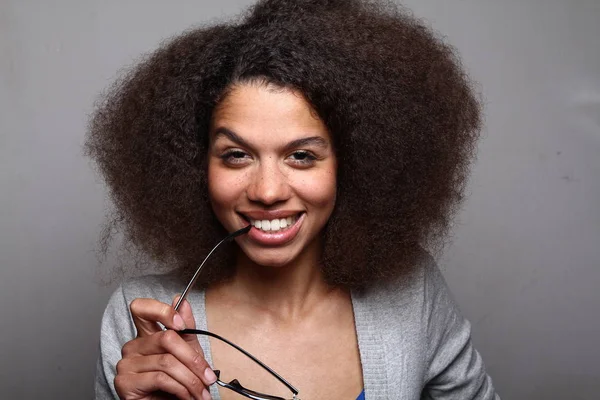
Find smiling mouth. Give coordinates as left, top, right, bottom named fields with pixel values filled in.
left=239, top=213, right=302, bottom=233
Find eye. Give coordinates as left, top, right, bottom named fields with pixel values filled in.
left=287, top=150, right=317, bottom=167
left=220, top=149, right=251, bottom=166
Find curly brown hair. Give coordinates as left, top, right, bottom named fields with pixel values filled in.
left=85, top=0, right=482, bottom=290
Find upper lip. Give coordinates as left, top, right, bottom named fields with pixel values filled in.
left=238, top=210, right=303, bottom=220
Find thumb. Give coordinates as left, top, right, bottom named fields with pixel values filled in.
left=172, top=295, right=197, bottom=329
left=172, top=295, right=203, bottom=351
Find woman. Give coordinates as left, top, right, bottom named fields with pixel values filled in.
left=88, top=0, right=499, bottom=399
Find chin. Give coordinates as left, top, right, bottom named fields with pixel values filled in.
left=241, top=248, right=298, bottom=268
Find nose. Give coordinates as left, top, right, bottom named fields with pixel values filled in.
left=246, top=158, right=291, bottom=206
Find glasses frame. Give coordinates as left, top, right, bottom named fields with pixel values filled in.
left=172, top=226, right=300, bottom=400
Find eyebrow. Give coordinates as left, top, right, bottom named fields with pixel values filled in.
left=213, top=127, right=330, bottom=152
left=213, top=127, right=253, bottom=149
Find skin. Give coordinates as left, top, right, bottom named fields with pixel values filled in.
left=115, top=83, right=363, bottom=400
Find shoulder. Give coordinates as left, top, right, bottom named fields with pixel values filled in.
left=355, top=250, right=443, bottom=310
left=351, top=251, right=461, bottom=355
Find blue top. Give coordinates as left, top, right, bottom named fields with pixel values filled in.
left=356, top=389, right=365, bottom=400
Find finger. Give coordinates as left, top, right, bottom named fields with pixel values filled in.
left=123, top=330, right=216, bottom=387
left=117, top=354, right=211, bottom=400
left=114, top=371, right=205, bottom=400
left=130, top=298, right=187, bottom=337
left=172, top=296, right=202, bottom=349
left=172, top=296, right=197, bottom=329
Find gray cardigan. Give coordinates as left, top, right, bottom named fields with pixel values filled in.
left=95, top=257, right=500, bottom=399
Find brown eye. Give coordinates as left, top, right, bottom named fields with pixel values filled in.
left=287, top=150, right=317, bottom=166
left=221, top=149, right=251, bottom=165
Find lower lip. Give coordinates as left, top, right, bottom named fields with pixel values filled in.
left=246, top=213, right=305, bottom=246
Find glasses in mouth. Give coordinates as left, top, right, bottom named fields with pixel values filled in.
left=173, top=226, right=301, bottom=400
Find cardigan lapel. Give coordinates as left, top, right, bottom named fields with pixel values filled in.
left=351, top=290, right=389, bottom=400
left=193, top=290, right=223, bottom=400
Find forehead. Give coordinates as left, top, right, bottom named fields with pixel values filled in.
left=210, top=83, right=329, bottom=142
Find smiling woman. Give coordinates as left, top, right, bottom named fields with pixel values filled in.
left=86, top=0, right=499, bottom=399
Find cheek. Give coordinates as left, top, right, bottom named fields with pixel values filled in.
left=207, top=164, right=245, bottom=210
left=294, top=169, right=337, bottom=211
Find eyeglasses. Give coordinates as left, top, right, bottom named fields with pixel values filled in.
left=173, top=226, right=301, bottom=400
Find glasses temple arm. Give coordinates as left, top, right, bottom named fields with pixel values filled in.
left=179, top=328, right=299, bottom=396
left=174, top=225, right=251, bottom=311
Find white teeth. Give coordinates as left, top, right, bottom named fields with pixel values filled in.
left=249, top=215, right=299, bottom=232
left=271, top=219, right=281, bottom=231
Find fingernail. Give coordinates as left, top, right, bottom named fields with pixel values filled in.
left=202, top=387, right=212, bottom=400
left=173, top=313, right=186, bottom=330
left=204, top=368, right=217, bottom=384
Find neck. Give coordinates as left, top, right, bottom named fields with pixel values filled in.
left=224, top=240, right=335, bottom=320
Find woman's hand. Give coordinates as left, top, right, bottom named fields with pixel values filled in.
left=114, top=296, right=217, bottom=400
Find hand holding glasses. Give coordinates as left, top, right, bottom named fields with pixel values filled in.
left=174, top=226, right=301, bottom=400
left=114, top=295, right=218, bottom=400
left=114, top=226, right=301, bottom=400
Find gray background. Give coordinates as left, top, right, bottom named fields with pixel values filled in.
left=1, top=0, right=599, bottom=399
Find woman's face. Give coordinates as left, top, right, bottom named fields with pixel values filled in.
left=208, top=83, right=337, bottom=268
